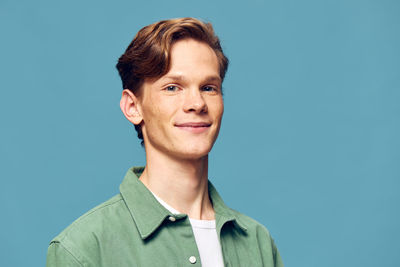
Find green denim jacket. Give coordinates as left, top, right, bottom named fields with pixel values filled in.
left=46, top=167, right=283, bottom=267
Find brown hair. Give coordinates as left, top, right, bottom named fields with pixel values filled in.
left=116, top=17, right=229, bottom=143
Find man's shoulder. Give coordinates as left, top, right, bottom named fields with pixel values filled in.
left=227, top=208, right=283, bottom=265
left=228, top=207, right=273, bottom=237
left=50, top=194, right=127, bottom=244
left=47, top=194, right=135, bottom=266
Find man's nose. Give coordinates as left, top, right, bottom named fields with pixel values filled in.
left=183, top=88, right=208, bottom=114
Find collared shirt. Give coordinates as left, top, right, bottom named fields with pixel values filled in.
left=152, top=190, right=225, bottom=267
left=46, top=167, right=284, bottom=267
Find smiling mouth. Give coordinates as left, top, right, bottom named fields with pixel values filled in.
left=175, top=122, right=211, bottom=127
left=174, top=122, right=212, bottom=133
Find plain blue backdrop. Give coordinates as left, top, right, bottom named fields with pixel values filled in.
left=1, top=0, right=399, bottom=266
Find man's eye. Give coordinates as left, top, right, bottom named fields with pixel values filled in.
left=202, top=86, right=217, bottom=92
left=165, top=85, right=179, bottom=92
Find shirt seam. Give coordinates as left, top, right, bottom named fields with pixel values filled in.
left=51, top=241, right=85, bottom=267
left=59, top=196, right=123, bottom=240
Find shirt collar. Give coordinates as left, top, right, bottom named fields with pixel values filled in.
left=208, top=178, right=248, bottom=233
left=119, top=167, right=247, bottom=240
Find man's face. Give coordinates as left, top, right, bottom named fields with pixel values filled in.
left=137, top=38, right=224, bottom=160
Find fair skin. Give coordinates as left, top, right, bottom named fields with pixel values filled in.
left=120, top=39, right=224, bottom=220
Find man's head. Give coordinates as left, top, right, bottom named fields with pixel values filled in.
left=116, top=18, right=229, bottom=146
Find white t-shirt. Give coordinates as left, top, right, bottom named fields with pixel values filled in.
left=152, top=193, right=224, bottom=267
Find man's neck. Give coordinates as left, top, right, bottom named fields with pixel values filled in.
left=139, top=148, right=214, bottom=220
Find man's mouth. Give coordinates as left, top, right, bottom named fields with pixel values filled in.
left=174, top=122, right=212, bottom=133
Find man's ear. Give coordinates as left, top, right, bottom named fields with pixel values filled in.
left=120, top=89, right=143, bottom=125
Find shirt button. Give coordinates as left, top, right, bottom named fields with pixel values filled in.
left=189, top=256, right=197, bottom=264
left=168, top=216, right=176, bottom=222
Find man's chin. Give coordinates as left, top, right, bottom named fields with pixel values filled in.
left=172, top=144, right=212, bottom=161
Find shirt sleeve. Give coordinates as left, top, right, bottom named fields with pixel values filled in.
left=46, top=241, right=83, bottom=267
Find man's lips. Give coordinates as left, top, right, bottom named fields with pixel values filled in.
left=174, top=122, right=212, bottom=127
left=174, top=122, right=212, bottom=133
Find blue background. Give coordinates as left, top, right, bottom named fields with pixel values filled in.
left=1, top=0, right=399, bottom=266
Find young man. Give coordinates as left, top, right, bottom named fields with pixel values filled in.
left=46, top=18, right=283, bottom=267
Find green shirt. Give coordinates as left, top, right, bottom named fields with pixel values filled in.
left=46, top=167, right=283, bottom=267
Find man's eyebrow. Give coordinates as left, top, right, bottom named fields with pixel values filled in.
left=204, top=76, right=222, bottom=84
left=162, top=75, right=186, bottom=82
left=162, top=75, right=222, bottom=84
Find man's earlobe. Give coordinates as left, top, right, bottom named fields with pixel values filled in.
left=120, top=89, right=143, bottom=125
